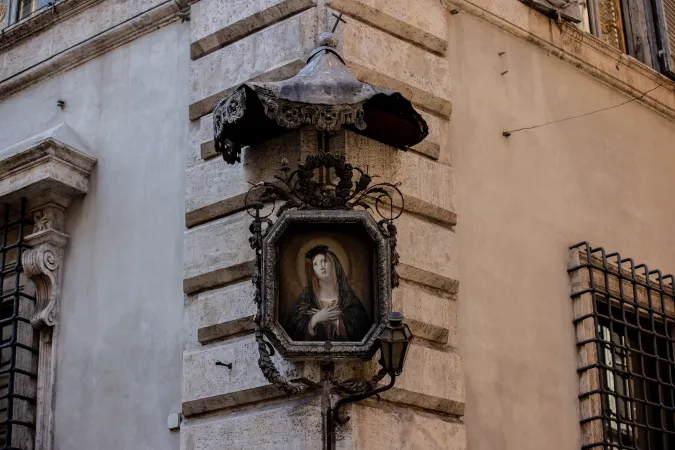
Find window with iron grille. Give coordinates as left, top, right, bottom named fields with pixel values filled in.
left=0, top=201, right=37, bottom=450
left=569, top=242, right=675, bottom=449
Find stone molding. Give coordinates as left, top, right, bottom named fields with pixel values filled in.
left=190, top=0, right=316, bottom=60
left=445, top=0, right=675, bottom=120
left=0, top=0, right=104, bottom=51
left=328, top=0, right=448, bottom=55
left=0, top=123, right=97, bottom=202
left=0, top=123, right=96, bottom=450
left=0, top=0, right=186, bottom=101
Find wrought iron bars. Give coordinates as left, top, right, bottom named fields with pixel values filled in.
left=0, top=200, right=37, bottom=450
left=569, top=242, right=675, bottom=450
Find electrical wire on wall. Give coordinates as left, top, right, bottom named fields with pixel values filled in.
left=502, top=80, right=668, bottom=137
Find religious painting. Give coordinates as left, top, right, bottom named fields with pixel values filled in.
left=261, top=210, right=392, bottom=360
left=279, top=223, right=373, bottom=343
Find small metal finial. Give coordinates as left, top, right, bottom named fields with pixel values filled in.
left=388, top=312, right=404, bottom=325
left=331, top=12, right=346, bottom=33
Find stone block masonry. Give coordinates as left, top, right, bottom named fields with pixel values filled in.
left=182, top=2, right=465, bottom=448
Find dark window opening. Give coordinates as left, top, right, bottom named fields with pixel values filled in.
left=0, top=201, right=37, bottom=450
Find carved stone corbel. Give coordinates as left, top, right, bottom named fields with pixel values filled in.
left=24, top=237, right=66, bottom=330
left=22, top=199, right=69, bottom=332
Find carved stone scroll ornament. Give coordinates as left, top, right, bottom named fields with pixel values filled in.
left=23, top=243, right=63, bottom=330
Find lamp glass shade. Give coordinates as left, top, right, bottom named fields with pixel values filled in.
left=380, top=340, right=391, bottom=371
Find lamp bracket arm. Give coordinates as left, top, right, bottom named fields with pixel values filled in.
left=332, top=371, right=396, bottom=425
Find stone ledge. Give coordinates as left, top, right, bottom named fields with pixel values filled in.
left=201, top=140, right=218, bottom=161
left=183, top=212, right=254, bottom=295
left=185, top=133, right=301, bottom=228
left=393, top=280, right=457, bottom=346
left=343, top=19, right=452, bottom=118
left=180, top=397, right=337, bottom=449
left=380, top=344, right=464, bottom=416
left=345, top=131, right=456, bottom=227
left=349, top=60, right=452, bottom=119
left=184, top=260, right=254, bottom=297
left=399, top=264, right=459, bottom=294
left=196, top=281, right=256, bottom=344
left=188, top=9, right=317, bottom=120
left=0, top=0, right=182, bottom=101
left=350, top=403, right=466, bottom=449
left=412, top=140, right=441, bottom=160
left=0, top=123, right=97, bottom=203
left=183, top=211, right=458, bottom=296
left=186, top=129, right=456, bottom=230
left=182, top=335, right=319, bottom=416
left=191, top=277, right=456, bottom=346
left=190, top=0, right=316, bottom=60
left=396, top=213, right=458, bottom=282
left=328, top=0, right=448, bottom=55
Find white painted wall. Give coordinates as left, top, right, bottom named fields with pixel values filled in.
left=0, top=22, right=188, bottom=450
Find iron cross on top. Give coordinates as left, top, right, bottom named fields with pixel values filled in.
left=331, top=12, right=346, bottom=33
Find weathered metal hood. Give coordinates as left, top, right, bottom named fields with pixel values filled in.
left=213, top=33, right=429, bottom=164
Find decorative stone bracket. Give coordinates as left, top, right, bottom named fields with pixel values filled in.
left=0, top=123, right=96, bottom=450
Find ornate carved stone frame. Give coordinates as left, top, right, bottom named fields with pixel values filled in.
left=261, top=209, right=391, bottom=361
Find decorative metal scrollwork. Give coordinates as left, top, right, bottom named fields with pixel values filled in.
left=244, top=152, right=403, bottom=394
left=245, top=152, right=403, bottom=222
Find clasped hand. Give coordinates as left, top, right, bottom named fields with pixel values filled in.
left=309, top=306, right=342, bottom=329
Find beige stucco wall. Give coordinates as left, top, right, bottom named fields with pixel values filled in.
left=450, top=11, right=675, bottom=450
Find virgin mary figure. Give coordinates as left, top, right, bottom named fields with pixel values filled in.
left=285, top=245, right=371, bottom=342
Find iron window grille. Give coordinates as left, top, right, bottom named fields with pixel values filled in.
left=569, top=242, right=675, bottom=450
left=0, top=200, right=37, bottom=450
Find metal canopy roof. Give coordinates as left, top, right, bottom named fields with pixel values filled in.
left=213, top=32, right=428, bottom=164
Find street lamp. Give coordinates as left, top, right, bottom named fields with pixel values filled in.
left=332, top=312, right=413, bottom=424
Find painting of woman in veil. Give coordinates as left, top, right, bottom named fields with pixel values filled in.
left=277, top=223, right=375, bottom=343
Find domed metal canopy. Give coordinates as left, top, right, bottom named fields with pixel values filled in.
left=213, top=32, right=429, bottom=164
